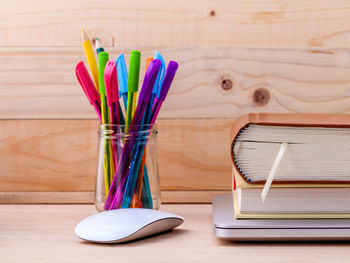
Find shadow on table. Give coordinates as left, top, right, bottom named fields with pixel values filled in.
left=78, top=228, right=190, bottom=246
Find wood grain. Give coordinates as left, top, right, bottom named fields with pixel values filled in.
left=0, top=191, right=230, bottom=204
left=0, top=119, right=233, bottom=192
left=3, top=0, right=350, bottom=204
left=0, top=192, right=94, bottom=204
left=2, top=47, right=350, bottom=119
left=1, top=204, right=350, bottom=262
left=2, top=0, right=350, bottom=47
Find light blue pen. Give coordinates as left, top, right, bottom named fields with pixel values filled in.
left=116, top=54, right=128, bottom=111
left=143, top=51, right=166, bottom=124
left=153, top=51, right=166, bottom=99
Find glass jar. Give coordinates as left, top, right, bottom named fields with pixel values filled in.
left=95, top=124, right=161, bottom=211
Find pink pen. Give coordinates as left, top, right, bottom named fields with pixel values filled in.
left=104, top=60, right=119, bottom=125
left=76, top=61, right=102, bottom=122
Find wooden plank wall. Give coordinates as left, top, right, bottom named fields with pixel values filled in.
left=1, top=0, right=350, bottom=203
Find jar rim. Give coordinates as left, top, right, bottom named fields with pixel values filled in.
left=98, top=123, right=157, bottom=137
left=99, top=123, right=156, bottom=129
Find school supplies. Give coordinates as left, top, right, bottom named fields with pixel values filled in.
left=126, top=50, right=141, bottom=126
left=150, top=61, right=178, bottom=123
left=98, top=51, right=115, bottom=193
left=104, top=60, right=119, bottom=125
left=104, top=59, right=164, bottom=210
left=76, top=31, right=178, bottom=210
left=145, top=57, right=153, bottom=69
left=98, top=52, right=110, bottom=124
left=121, top=59, right=162, bottom=208
left=95, top=37, right=105, bottom=54
left=116, top=54, right=128, bottom=111
left=153, top=51, right=166, bottom=99
left=75, top=61, right=102, bottom=122
left=231, top=113, right=350, bottom=219
left=143, top=52, right=165, bottom=125
left=82, top=29, right=99, bottom=89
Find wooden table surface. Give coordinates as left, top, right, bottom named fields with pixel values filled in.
left=1, top=204, right=350, bottom=262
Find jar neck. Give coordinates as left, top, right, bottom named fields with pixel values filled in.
left=98, top=124, right=156, bottom=140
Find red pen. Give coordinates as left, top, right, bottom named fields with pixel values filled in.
left=75, top=61, right=102, bottom=121
left=104, top=60, right=119, bottom=125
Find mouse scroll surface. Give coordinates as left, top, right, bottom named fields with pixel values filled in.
left=75, top=208, right=184, bottom=243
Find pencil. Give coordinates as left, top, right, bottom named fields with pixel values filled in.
left=95, top=37, right=105, bottom=55
left=82, top=29, right=99, bottom=90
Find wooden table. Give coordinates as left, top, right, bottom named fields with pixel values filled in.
left=1, top=204, right=350, bottom=262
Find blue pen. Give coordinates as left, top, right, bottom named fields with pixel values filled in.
left=153, top=51, right=166, bottom=99
left=142, top=51, right=166, bottom=126
left=116, top=54, right=128, bottom=111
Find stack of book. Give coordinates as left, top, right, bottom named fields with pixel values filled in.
left=231, top=113, right=350, bottom=219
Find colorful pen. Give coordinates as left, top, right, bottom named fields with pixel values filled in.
left=82, top=29, right=99, bottom=90
left=98, top=51, right=114, bottom=194
left=104, top=60, right=119, bottom=125
left=121, top=59, right=162, bottom=208
left=75, top=61, right=102, bottom=122
left=131, top=59, right=161, bottom=125
left=106, top=59, right=161, bottom=210
left=129, top=56, right=154, bottom=208
left=143, top=52, right=165, bottom=124
left=145, top=57, right=153, bottom=69
left=153, top=51, right=166, bottom=98
left=104, top=59, right=122, bottom=173
left=125, top=50, right=141, bottom=129
left=150, top=61, right=179, bottom=123
left=98, top=52, right=110, bottom=125
left=116, top=54, right=128, bottom=111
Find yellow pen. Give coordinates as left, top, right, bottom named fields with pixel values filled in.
left=82, top=29, right=99, bottom=90
left=126, top=50, right=141, bottom=129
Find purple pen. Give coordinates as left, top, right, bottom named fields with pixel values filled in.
left=150, top=61, right=179, bottom=124
left=104, top=59, right=161, bottom=210
left=131, top=59, right=162, bottom=126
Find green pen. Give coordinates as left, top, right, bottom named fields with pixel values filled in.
left=98, top=51, right=110, bottom=124
left=126, top=50, right=141, bottom=130
left=98, top=51, right=114, bottom=194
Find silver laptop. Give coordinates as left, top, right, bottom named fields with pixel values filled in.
left=213, top=194, right=350, bottom=241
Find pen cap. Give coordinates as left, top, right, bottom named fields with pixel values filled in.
left=153, top=51, right=166, bottom=98
left=116, top=54, right=128, bottom=98
left=158, top=61, right=179, bottom=102
left=139, top=59, right=161, bottom=103
left=127, top=50, right=141, bottom=92
left=98, top=52, right=109, bottom=95
left=104, top=60, right=119, bottom=107
left=75, top=61, right=100, bottom=105
left=145, top=57, right=153, bottom=70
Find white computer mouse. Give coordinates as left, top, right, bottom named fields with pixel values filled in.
left=75, top=208, right=184, bottom=243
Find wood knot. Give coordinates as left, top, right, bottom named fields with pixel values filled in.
left=253, top=88, right=270, bottom=106
left=221, top=79, right=233, bottom=91
left=210, top=10, right=216, bottom=17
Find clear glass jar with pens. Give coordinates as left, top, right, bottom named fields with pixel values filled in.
left=95, top=124, right=161, bottom=211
